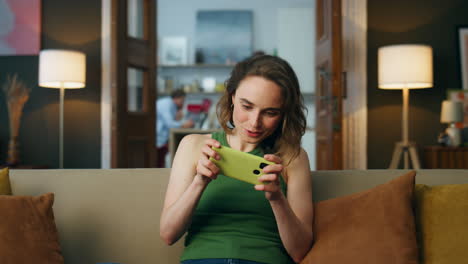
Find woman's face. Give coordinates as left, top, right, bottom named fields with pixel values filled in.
left=231, top=76, right=284, bottom=145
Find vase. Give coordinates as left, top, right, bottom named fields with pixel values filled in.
left=6, top=137, right=20, bottom=166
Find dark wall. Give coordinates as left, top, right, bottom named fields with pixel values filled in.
left=367, top=0, right=468, bottom=168
left=0, top=0, right=101, bottom=168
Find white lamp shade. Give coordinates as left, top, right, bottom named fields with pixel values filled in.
left=378, top=44, right=433, bottom=89
left=39, top=49, right=86, bottom=89
left=441, top=100, right=464, bottom=123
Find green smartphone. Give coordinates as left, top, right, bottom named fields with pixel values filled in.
left=209, top=146, right=274, bottom=185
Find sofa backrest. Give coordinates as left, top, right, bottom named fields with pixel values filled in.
left=10, top=168, right=183, bottom=264
left=9, top=169, right=468, bottom=264
left=312, top=169, right=468, bottom=201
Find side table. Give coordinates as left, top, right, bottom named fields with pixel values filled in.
left=423, top=146, right=468, bottom=169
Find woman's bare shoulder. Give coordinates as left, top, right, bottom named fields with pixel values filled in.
left=172, top=133, right=213, bottom=169
left=181, top=133, right=212, bottom=143
left=178, top=133, right=213, bottom=151
left=284, top=148, right=310, bottom=180
left=294, top=147, right=310, bottom=165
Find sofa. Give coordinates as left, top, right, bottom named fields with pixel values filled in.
left=6, top=168, right=468, bottom=264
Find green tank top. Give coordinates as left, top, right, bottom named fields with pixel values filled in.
left=180, top=131, right=293, bottom=263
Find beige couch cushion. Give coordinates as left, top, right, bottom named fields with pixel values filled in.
left=10, top=169, right=184, bottom=264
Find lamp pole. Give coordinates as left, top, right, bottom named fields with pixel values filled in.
left=402, top=87, right=409, bottom=168
left=59, top=85, right=64, bottom=169
left=389, top=87, right=420, bottom=169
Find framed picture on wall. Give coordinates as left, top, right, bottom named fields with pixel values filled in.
left=159, top=37, right=188, bottom=65
left=458, top=26, right=468, bottom=90
left=0, top=0, right=41, bottom=56
left=195, top=10, right=253, bottom=65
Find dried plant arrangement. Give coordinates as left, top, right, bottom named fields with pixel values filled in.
left=2, top=74, right=31, bottom=165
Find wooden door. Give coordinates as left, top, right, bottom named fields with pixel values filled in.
left=315, top=0, right=343, bottom=170
left=110, top=0, right=157, bottom=168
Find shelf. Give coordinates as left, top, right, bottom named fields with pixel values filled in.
left=157, top=91, right=314, bottom=98
left=158, top=64, right=234, bottom=69
left=157, top=91, right=223, bottom=97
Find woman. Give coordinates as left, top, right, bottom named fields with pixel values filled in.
left=160, top=55, right=313, bottom=264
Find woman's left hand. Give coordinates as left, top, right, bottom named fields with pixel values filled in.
left=255, top=154, right=284, bottom=201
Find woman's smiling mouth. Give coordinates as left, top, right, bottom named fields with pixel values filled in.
left=245, top=129, right=263, bottom=138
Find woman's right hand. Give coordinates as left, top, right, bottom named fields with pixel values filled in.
left=194, top=138, right=221, bottom=185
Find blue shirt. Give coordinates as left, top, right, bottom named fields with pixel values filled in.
left=156, top=97, right=183, bottom=147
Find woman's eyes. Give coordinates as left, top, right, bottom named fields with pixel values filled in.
left=265, top=111, right=280, bottom=117
left=241, top=105, right=280, bottom=117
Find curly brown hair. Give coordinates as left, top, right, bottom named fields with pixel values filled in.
left=216, top=55, right=307, bottom=165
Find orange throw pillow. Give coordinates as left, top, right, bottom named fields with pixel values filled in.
left=301, top=171, right=418, bottom=264
left=0, top=193, right=64, bottom=263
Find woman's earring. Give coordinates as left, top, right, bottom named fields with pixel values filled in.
left=229, top=104, right=235, bottom=128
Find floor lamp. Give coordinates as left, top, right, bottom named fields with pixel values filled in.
left=378, top=44, right=433, bottom=169
left=39, top=50, right=86, bottom=168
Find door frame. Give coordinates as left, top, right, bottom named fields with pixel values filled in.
left=101, top=0, right=157, bottom=168
left=102, top=0, right=113, bottom=168
left=342, top=0, right=368, bottom=169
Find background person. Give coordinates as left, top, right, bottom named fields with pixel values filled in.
left=156, top=89, right=194, bottom=168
